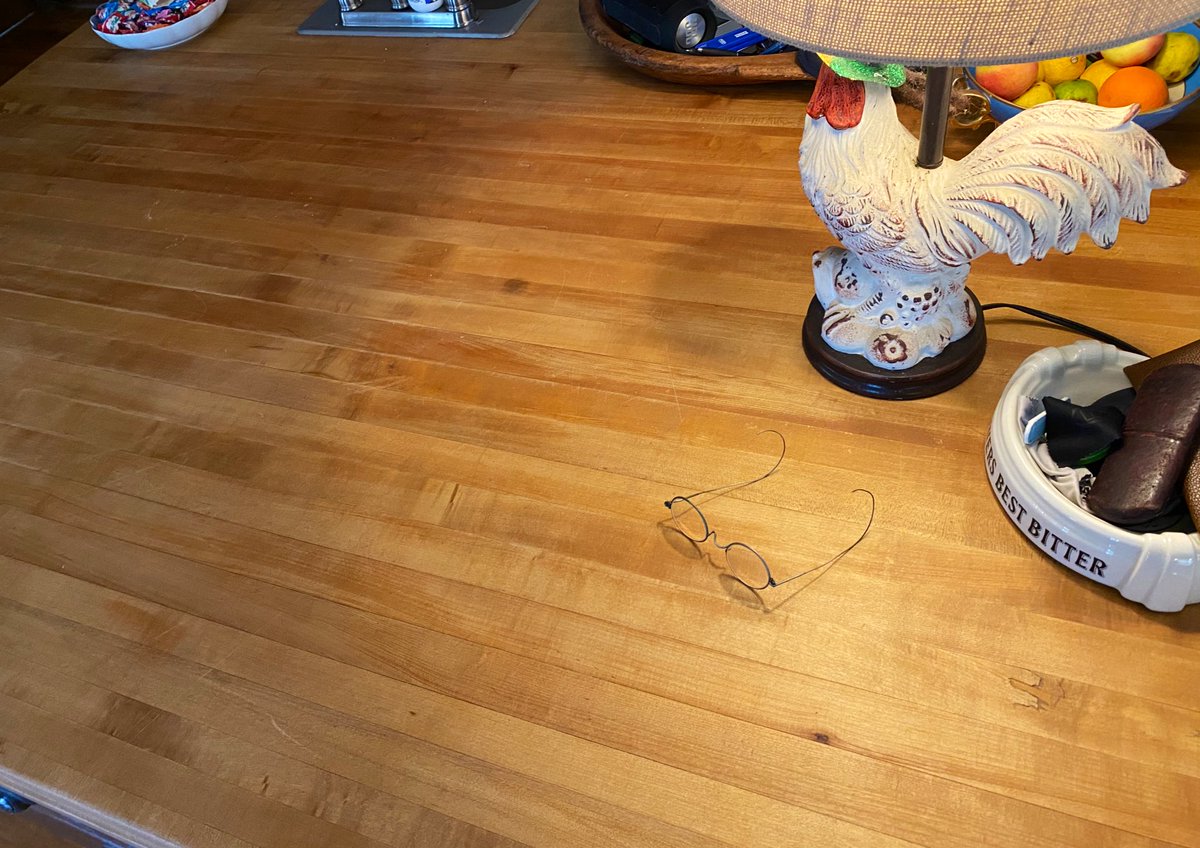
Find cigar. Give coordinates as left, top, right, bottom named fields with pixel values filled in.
left=1124, top=342, right=1200, bottom=527
left=1088, top=363, right=1200, bottom=527
left=1124, top=340, right=1200, bottom=389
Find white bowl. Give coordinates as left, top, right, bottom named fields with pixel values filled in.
left=92, top=0, right=228, bottom=50
left=987, top=340, right=1200, bottom=612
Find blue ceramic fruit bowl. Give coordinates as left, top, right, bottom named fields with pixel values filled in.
left=966, top=22, right=1200, bottom=130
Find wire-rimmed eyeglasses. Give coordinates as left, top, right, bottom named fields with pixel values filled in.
left=664, top=430, right=874, bottom=592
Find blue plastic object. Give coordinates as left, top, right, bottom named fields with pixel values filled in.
left=695, top=27, right=765, bottom=53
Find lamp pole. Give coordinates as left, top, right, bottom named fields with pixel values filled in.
left=916, top=65, right=954, bottom=168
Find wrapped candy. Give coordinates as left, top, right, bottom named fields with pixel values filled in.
left=92, top=0, right=213, bottom=34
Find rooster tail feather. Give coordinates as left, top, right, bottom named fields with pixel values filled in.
left=928, top=101, right=1187, bottom=266
left=953, top=200, right=1027, bottom=259
left=1138, top=134, right=1188, bottom=190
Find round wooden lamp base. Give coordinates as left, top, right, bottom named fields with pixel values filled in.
left=801, top=291, right=987, bottom=400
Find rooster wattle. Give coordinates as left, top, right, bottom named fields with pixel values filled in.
left=800, top=63, right=1188, bottom=371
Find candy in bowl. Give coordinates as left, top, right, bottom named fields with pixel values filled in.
left=91, top=0, right=229, bottom=49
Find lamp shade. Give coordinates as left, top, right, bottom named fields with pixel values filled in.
left=710, top=0, right=1200, bottom=65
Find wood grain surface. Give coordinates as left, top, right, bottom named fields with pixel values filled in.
left=1, top=1, right=1199, bottom=846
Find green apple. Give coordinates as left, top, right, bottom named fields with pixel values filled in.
left=1054, top=79, right=1099, bottom=104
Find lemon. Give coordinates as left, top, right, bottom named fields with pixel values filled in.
left=1146, top=32, right=1200, bottom=83
left=1080, top=59, right=1119, bottom=91
left=1040, top=55, right=1087, bottom=86
left=1014, top=81, right=1055, bottom=108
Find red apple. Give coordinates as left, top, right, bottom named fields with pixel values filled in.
left=974, top=62, right=1040, bottom=101
left=1100, top=34, right=1166, bottom=67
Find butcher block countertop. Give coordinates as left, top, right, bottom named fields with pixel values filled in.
left=1, top=1, right=1199, bottom=845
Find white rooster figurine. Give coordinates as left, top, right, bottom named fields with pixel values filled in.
left=801, top=61, right=1188, bottom=370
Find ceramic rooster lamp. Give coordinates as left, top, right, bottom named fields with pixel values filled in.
left=712, top=0, right=1199, bottom=399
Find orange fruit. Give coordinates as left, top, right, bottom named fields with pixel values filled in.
left=1097, top=66, right=1169, bottom=111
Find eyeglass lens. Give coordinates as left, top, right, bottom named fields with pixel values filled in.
left=669, top=498, right=708, bottom=541
left=724, top=543, right=771, bottom=590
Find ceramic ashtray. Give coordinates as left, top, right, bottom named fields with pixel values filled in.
left=987, top=340, right=1200, bottom=612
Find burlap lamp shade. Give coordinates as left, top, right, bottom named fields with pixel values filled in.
left=710, top=0, right=1200, bottom=65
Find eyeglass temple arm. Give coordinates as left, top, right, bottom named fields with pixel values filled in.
left=770, top=489, right=876, bottom=586
left=674, top=430, right=787, bottom=503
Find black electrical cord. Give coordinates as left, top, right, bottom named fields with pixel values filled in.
left=980, top=302, right=1147, bottom=357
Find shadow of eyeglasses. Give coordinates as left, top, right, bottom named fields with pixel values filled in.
left=660, top=519, right=862, bottom=612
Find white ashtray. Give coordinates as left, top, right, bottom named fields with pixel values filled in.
left=91, top=0, right=228, bottom=50
left=987, top=340, right=1200, bottom=612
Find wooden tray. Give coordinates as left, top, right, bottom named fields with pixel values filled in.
left=578, top=0, right=812, bottom=86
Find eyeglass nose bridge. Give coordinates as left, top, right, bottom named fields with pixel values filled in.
left=665, top=497, right=773, bottom=589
